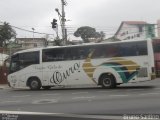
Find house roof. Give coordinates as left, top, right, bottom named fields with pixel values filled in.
left=16, top=38, right=47, bottom=42
left=115, top=21, right=148, bottom=36
left=16, top=38, right=46, bottom=40
left=122, top=21, right=147, bottom=25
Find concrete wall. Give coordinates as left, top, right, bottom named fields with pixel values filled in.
left=116, top=23, right=146, bottom=41
left=157, top=20, right=160, bottom=38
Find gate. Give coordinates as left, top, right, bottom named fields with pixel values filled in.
left=155, top=60, right=160, bottom=77
left=0, top=65, right=8, bottom=84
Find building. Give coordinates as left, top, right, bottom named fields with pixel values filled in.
left=152, top=38, right=160, bottom=76
left=115, top=21, right=156, bottom=41
left=16, top=38, right=47, bottom=49
left=157, top=19, right=160, bottom=38
left=0, top=53, right=8, bottom=66
left=0, top=53, right=8, bottom=84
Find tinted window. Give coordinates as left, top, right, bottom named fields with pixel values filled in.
left=43, top=48, right=65, bottom=62
left=118, top=41, right=148, bottom=56
left=9, top=54, right=20, bottom=73
left=43, top=47, right=91, bottom=62
left=42, top=41, right=147, bottom=62
left=136, top=41, right=148, bottom=55
left=65, top=47, right=90, bottom=60
left=9, top=51, right=39, bottom=73
left=19, top=51, right=40, bottom=68
left=92, top=41, right=148, bottom=58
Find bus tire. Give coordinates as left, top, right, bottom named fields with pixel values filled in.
left=42, top=86, right=51, bottom=90
left=28, top=77, right=41, bottom=90
left=99, top=74, right=116, bottom=89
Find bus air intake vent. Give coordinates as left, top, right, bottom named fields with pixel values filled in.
left=137, top=67, right=148, bottom=77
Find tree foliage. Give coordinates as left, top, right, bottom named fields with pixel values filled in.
left=105, top=36, right=121, bottom=42
left=0, top=22, right=16, bottom=47
left=74, top=26, right=105, bottom=43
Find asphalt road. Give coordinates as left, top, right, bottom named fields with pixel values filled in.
left=0, top=79, right=160, bottom=119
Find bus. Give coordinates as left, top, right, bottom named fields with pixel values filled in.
left=7, top=39, right=156, bottom=90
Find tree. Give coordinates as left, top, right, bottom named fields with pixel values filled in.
left=99, top=31, right=105, bottom=41
left=74, top=26, right=106, bottom=43
left=74, top=26, right=97, bottom=43
left=54, top=37, right=63, bottom=46
left=105, top=36, right=121, bottom=42
left=0, top=22, right=16, bottom=47
left=94, top=31, right=106, bottom=42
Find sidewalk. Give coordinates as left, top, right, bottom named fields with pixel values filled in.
left=0, top=84, right=9, bottom=89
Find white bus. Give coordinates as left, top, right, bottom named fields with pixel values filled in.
left=8, top=39, right=156, bottom=90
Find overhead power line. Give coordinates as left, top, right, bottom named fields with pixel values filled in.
left=1, top=21, right=160, bottom=38
left=12, top=26, right=54, bottom=36
left=0, top=21, right=54, bottom=36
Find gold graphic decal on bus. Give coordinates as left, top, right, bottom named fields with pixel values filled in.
left=101, top=58, right=140, bottom=83
left=83, top=52, right=140, bottom=84
left=108, top=58, right=140, bottom=74
left=82, top=51, right=97, bottom=84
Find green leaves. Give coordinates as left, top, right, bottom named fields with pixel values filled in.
left=74, top=26, right=105, bottom=43
left=0, top=22, right=16, bottom=47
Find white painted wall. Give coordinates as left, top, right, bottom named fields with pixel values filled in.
left=0, top=53, right=8, bottom=66
left=116, top=23, right=146, bottom=41
left=157, top=19, right=160, bottom=38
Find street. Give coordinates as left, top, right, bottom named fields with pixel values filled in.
left=0, top=79, right=160, bottom=119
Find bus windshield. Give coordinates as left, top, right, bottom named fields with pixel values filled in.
left=9, top=51, right=40, bottom=74
left=9, top=54, right=19, bottom=74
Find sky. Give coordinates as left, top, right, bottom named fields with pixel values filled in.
left=0, top=0, right=160, bottom=39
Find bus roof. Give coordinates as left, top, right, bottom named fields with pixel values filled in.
left=12, top=39, right=149, bottom=55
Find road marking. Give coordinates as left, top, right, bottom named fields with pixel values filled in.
left=72, top=96, right=95, bottom=100
left=0, top=110, right=122, bottom=119
left=42, top=93, right=60, bottom=96
left=139, top=93, right=160, bottom=96
left=130, top=89, right=145, bottom=91
left=109, top=95, right=129, bottom=97
left=72, top=92, right=89, bottom=95
left=0, top=110, right=57, bottom=115
left=12, top=95, right=30, bottom=98
left=154, top=88, right=160, bottom=90
left=32, top=99, right=59, bottom=104
left=98, top=91, right=113, bottom=93
left=1, top=100, right=22, bottom=103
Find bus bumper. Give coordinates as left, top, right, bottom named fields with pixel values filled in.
left=151, top=73, right=156, bottom=80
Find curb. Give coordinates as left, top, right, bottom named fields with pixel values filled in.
left=0, top=84, right=9, bottom=89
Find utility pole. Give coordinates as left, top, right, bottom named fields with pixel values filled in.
left=32, top=28, right=35, bottom=41
left=61, top=0, right=67, bottom=45
left=54, top=0, right=67, bottom=45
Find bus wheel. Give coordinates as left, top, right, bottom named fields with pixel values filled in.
left=42, top=86, right=51, bottom=90
left=100, top=74, right=116, bottom=89
left=28, top=78, right=41, bottom=90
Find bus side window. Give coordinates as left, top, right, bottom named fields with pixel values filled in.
left=42, top=51, right=47, bottom=62
left=106, top=45, right=119, bottom=57
left=43, top=49, right=65, bottom=62
left=136, top=42, right=148, bottom=55
left=78, top=47, right=90, bottom=59
left=19, top=51, right=40, bottom=68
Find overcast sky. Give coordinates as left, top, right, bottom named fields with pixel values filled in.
left=0, top=0, right=160, bottom=39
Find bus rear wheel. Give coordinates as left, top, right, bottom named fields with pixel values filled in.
left=100, top=74, right=116, bottom=89
left=28, top=78, right=41, bottom=90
